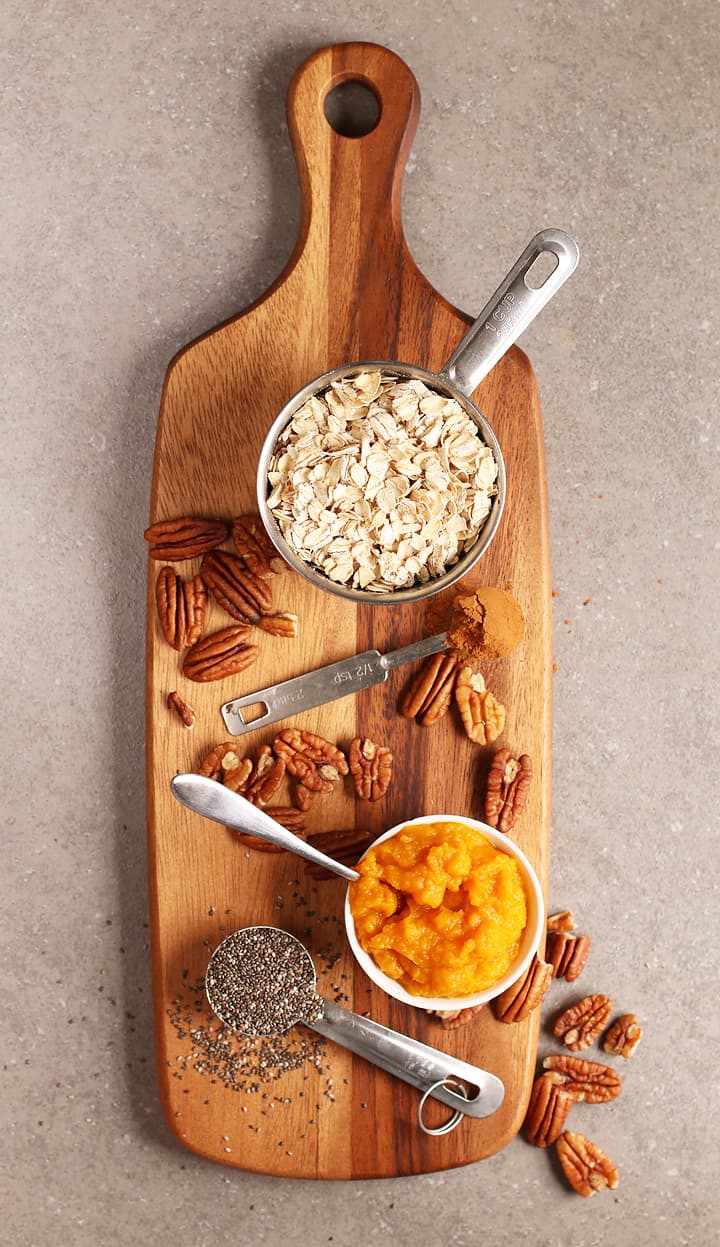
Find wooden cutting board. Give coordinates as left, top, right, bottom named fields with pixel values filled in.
left=146, top=41, right=551, bottom=1179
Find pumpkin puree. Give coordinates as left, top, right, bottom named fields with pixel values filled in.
left=349, top=820, right=527, bottom=998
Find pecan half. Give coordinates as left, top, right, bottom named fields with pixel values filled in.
left=524, top=1074, right=572, bottom=1148
left=166, top=690, right=195, bottom=727
left=542, top=1054, right=622, bottom=1103
left=201, top=550, right=273, bottom=623
left=244, top=745, right=286, bottom=806
left=454, top=667, right=506, bottom=744
left=232, top=804, right=306, bottom=853
left=145, top=516, right=228, bottom=560
left=554, top=994, right=612, bottom=1052
left=258, top=612, right=298, bottom=638
left=485, top=748, right=532, bottom=832
left=348, top=737, right=393, bottom=801
left=603, top=1013, right=642, bottom=1059
left=273, top=730, right=348, bottom=793
left=546, top=931, right=591, bottom=981
left=556, top=1131, right=619, bottom=1197
left=547, top=910, right=575, bottom=933
left=183, top=627, right=258, bottom=682
left=398, top=652, right=457, bottom=724
left=494, top=955, right=552, bottom=1023
left=222, top=757, right=254, bottom=793
left=264, top=807, right=306, bottom=834
left=232, top=515, right=286, bottom=576
left=305, top=828, right=374, bottom=880
left=434, top=1004, right=486, bottom=1030
left=155, top=567, right=207, bottom=650
left=197, top=742, right=247, bottom=782
left=294, top=783, right=316, bottom=812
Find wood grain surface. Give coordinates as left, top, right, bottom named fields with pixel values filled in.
left=146, top=41, right=551, bottom=1179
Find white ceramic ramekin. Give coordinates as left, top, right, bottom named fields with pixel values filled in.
left=344, top=814, right=544, bottom=1012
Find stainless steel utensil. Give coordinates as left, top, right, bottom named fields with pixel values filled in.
left=206, top=926, right=505, bottom=1130
left=220, top=631, right=447, bottom=735
left=257, top=228, right=579, bottom=605
left=170, top=773, right=360, bottom=880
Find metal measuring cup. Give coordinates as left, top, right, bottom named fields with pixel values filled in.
left=205, top=925, right=504, bottom=1135
left=256, top=228, right=579, bottom=604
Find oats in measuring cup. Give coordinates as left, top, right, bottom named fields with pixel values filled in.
left=266, top=371, right=498, bottom=591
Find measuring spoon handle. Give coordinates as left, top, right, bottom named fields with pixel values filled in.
left=170, top=774, right=359, bottom=881
left=309, top=999, right=504, bottom=1119
left=439, top=228, right=579, bottom=395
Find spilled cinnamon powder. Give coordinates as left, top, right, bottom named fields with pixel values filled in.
left=447, top=587, right=525, bottom=664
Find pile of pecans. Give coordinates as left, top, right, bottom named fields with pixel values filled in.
left=145, top=515, right=299, bottom=717
left=398, top=650, right=508, bottom=746
left=523, top=908, right=642, bottom=1198
left=195, top=729, right=394, bottom=859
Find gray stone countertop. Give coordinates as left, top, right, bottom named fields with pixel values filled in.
left=3, top=1, right=718, bottom=1243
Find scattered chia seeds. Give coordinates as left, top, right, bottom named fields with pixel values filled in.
left=167, top=979, right=329, bottom=1092
left=205, top=927, right=324, bottom=1037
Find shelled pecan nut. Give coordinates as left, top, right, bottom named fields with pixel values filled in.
left=494, top=955, right=553, bottom=1023
left=556, top=1131, right=619, bottom=1197
left=524, top=1073, right=572, bottom=1148
left=554, top=994, right=612, bottom=1052
left=348, top=737, right=393, bottom=801
left=485, top=748, right=533, bottom=831
left=454, top=666, right=506, bottom=744
left=145, top=516, right=228, bottom=560
left=197, top=742, right=247, bottom=782
left=305, top=828, right=374, bottom=880
left=547, top=910, right=575, bottom=933
left=183, top=626, right=258, bottom=682
left=201, top=549, right=273, bottom=623
left=222, top=757, right=254, bottom=793
left=232, top=831, right=283, bottom=853
left=232, top=515, right=286, bottom=576
left=257, top=612, right=298, bottom=638
left=546, top=931, right=591, bottom=981
left=166, top=690, right=195, bottom=727
left=398, top=652, right=457, bottom=724
left=273, top=730, right=348, bottom=793
left=294, top=783, right=316, bottom=812
left=603, top=1013, right=642, bottom=1059
left=155, top=567, right=207, bottom=650
left=244, top=745, right=286, bottom=806
left=434, top=1004, right=486, bottom=1030
left=232, top=805, right=306, bottom=853
left=542, top=1054, right=622, bottom=1103
left=264, top=807, right=306, bottom=833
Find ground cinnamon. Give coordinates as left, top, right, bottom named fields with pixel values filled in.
left=447, top=586, right=525, bottom=663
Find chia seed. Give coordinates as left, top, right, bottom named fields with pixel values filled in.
left=205, top=927, right=324, bottom=1038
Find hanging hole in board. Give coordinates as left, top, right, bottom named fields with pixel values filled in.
left=324, top=81, right=381, bottom=138
left=524, top=250, right=560, bottom=290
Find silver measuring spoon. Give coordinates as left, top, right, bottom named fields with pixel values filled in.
left=220, top=632, right=448, bottom=736
left=170, top=773, right=360, bottom=880
left=205, top=926, right=505, bottom=1131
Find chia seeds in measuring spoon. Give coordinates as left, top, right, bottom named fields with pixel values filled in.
left=206, top=926, right=324, bottom=1038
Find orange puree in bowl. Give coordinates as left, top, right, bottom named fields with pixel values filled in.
left=349, top=820, right=528, bottom=998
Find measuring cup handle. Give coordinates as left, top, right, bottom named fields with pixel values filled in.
left=439, top=228, right=580, bottom=396
left=309, top=999, right=504, bottom=1119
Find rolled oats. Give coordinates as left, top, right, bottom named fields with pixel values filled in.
left=266, top=372, right=498, bottom=591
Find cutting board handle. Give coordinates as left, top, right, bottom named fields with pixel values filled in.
left=286, top=42, right=421, bottom=254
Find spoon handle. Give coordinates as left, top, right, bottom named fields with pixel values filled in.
left=308, top=999, right=504, bottom=1119
left=170, top=774, right=360, bottom=881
